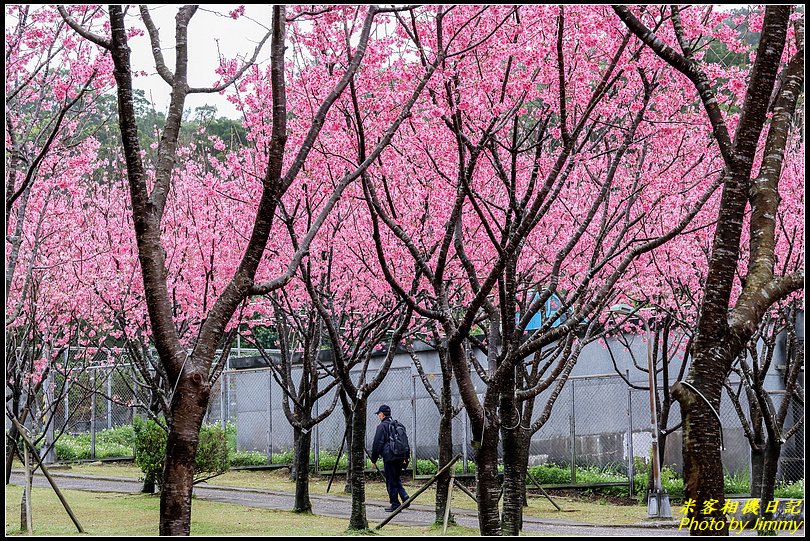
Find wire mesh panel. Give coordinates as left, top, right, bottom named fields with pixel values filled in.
left=365, top=366, right=413, bottom=453
left=231, top=368, right=272, bottom=455
left=410, top=372, right=467, bottom=471
left=527, top=376, right=574, bottom=469
left=570, top=376, right=633, bottom=476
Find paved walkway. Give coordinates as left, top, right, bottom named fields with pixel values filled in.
left=7, top=470, right=800, bottom=536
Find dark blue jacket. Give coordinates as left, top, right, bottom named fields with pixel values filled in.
left=371, top=416, right=396, bottom=463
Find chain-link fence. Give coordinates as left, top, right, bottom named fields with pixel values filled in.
left=529, top=374, right=635, bottom=487
left=14, top=348, right=804, bottom=492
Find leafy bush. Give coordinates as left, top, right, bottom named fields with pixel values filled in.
left=661, top=467, right=684, bottom=499
left=195, top=424, right=231, bottom=478
left=230, top=450, right=269, bottom=467
left=133, top=418, right=230, bottom=487
left=455, top=461, right=475, bottom=475
left=318, top=451, right=348, bottom=472
left=133, top=417, right=167, bottom=487
left=724, top=471, right=750, bottom=495
left=528, top=463, right=571, bottom=485
left=774, top=479, right=804, bottom=499
left=270, top=450, right=295, bottom=465
left=54, top=427, right=134, bottom=461
left=225, top=422, right=237, bottom=453
left=97, top=425, right=136, bottom=448
left=416, top=459, right=437, bottom=476
left=55, top=435, right=91, bottom=461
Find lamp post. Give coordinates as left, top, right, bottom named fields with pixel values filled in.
left=610, top=304, right=671, bottom=519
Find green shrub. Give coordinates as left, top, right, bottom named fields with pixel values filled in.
left=723, top=470, right=750, bottom=495
left=225, top=422, right=237, bottom=453
left=416, top=459, right=437, bottom=476
left=230, top=450, right=269, bottom=467
left=133, top=418, right=231, bottom=487
left=454, top=461, right=475, bottom=475
left=270, top=450, right=295, bottom=465
left=318, top=451, right=348, bottom=472
left=133, top=417, right=167, bottom=487
left=195, top=424, right=231, bottom=478
left=774, top=479, right=804, bottom=499
left=97, top=425, right=136, bottom=448
left=55, top=435, right=91, bottom=461
left=528, top=463, right=571, bottom=485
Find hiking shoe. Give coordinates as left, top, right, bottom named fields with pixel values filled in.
left=401, top=503, right=410, bottom=509
left=384, top=505, right=399, bottom=513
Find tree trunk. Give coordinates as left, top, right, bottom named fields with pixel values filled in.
left=5, top=423, right=20, bottom=485
left=348, top=395, right=369, bottom=531
left=474, top=415, right=502, bottom=536
left=501, top=382, right=525, bottom=536
left=341, top=396, right=354, bottom=495
left=291, top=427, right=301, bottom=481
left=758, top=441, right=782, bottom=526
left=5, top=384, right=22, bottom=484
left=158, top=375, right=210, bottom=536
left=434, top=378, right=454, bottom=524
left=749, top=414, right=766, bottom=500
left=674, top=351, right=730, bottom=537
left=293, top=427, right=313, bottom=513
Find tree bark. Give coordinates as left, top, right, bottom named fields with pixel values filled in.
left=474, top=413, right=502, bottom=536
left=758, top=440, right=781, bottom=525
left=340, top=393, right=354, bottom=495
left=348, top=395, right=369, bottom=531
left=434, top=377, right=455, bottom=524
left=501, top=370, right=525, bottom=535
left=158, top=373, right=210, bottom=536
left=293, top=427, right=313, bottom=513
left=673, top=351, right=732, bottom=536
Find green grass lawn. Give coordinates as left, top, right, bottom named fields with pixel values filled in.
left=5, top=485, right=479, bottom=537
left=20, top=461, right=661, bottom=526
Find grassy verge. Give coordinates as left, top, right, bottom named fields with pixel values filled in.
left=4, top=485, right=478, bottom=537
left=23, top=462, right=661, bottom=525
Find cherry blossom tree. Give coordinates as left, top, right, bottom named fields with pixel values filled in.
left=5, top=4, right=114, bottom=484
left=60, top=4, right=442, bottom=535
left=614, top=6, right=804, bottom=534
left=725, top=300, right=803, bottom=526
left=356, top=5, right=728, bottom=533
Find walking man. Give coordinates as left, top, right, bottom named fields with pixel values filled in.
left=370, top=404, right=410, bottom=512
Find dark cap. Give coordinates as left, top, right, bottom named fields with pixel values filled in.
left=375, top=404, right=391, bottom=415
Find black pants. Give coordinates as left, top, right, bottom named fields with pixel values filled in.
left=383, top=458, right=409, bottom=507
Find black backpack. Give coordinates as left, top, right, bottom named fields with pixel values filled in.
left=386, top=419, right=410, bottom=459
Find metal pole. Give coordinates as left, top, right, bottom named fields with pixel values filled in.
left=411, top=372, right=417, bottom=471
left=609, top=304, right=670, bottom=518
left=314, top=397, right=320, bottom=472
left=44, top=370, right=56, bottom=464
left=90, top=370, right=96, bottom=460
left=642, top=318, right=670, bottom=518
left=569, top=380, right=576, bottom=485
left=462, top=408, right=469, bottom=474
left=626, top=370, right=634, bottom=499
left=63, top=350, right=69, bottom=432
left=220, top=369, right=227, bottom=431
left=106, top=371, right=112, bottom=429
left=267, top=371, right=273, bottom=462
